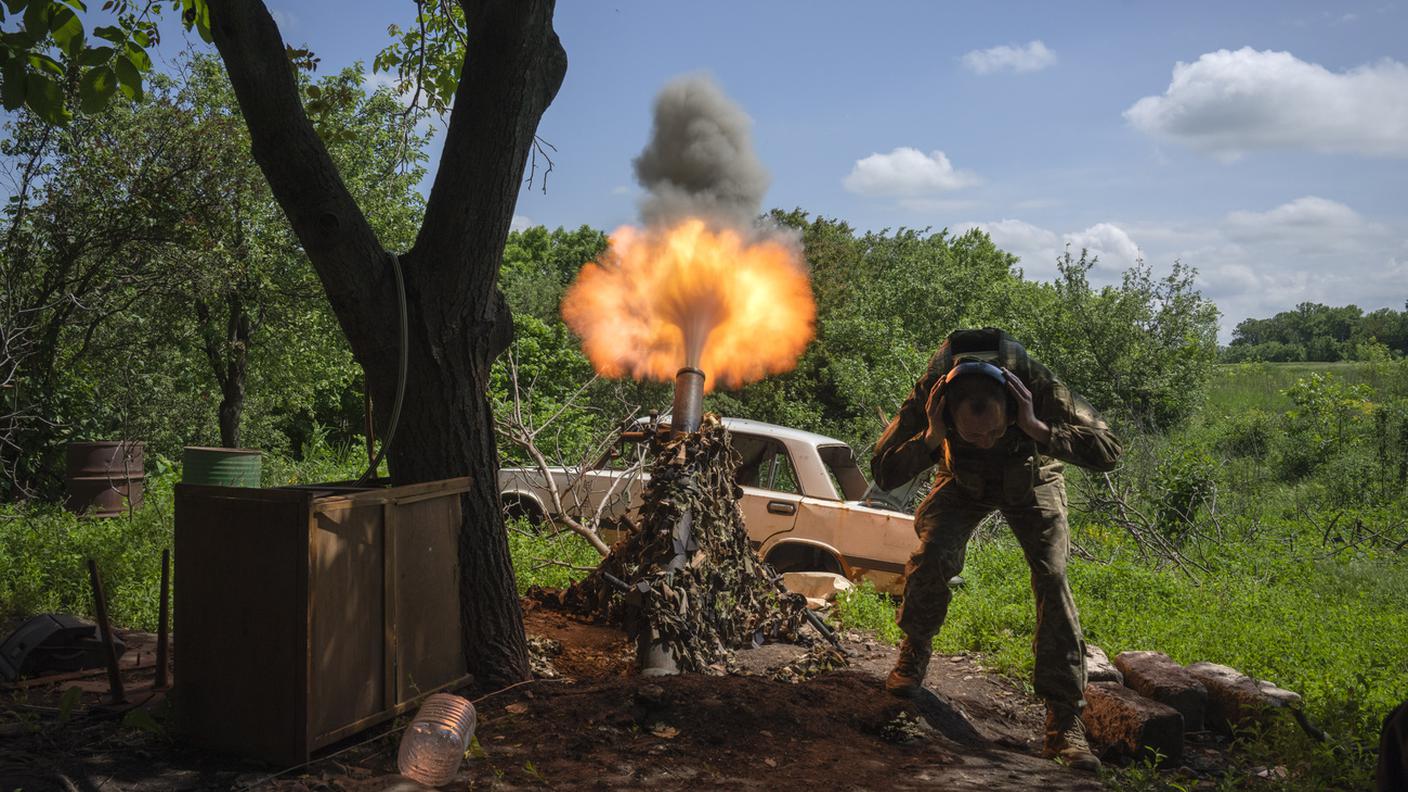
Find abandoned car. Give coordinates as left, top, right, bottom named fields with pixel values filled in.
left=497, top=417, right=929, bottom=595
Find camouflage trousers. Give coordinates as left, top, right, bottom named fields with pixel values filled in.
left=896, top=473, right=1088, bottom=711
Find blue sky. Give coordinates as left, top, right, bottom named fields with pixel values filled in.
left=179, top=2, right=1408, bottom=335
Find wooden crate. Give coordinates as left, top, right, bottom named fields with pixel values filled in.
left=174, top=477, right=473, bottom=765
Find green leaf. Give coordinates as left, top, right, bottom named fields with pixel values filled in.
left=48, top=5, right=82, bottom=50
left=76, top=44, right=113, bottom=65
left=31, top=51, right=63, bottom=76
left=59, top=0, right=87, bottom=11
left=78, top=63, right=114, bottom=113
left=121, top=708, right=163, bottom=735
left=58, top=685, right=82, bottom=723
left=22, top=0, right=47, bottom=34
left=124, top=41, right=150, bottom=71
left=1, top=57, right=24, bottom=109
left=2, top=0, right=25, bottom=17
left=24, top=71, right=69, bottom=123
left=113, top=53, right=141, bottom=100
left=93, top=24, right=125, bottom=43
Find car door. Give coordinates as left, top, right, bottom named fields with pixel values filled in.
left=730, top=432, right=801, bottom=546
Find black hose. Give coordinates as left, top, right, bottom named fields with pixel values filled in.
left=356, top=252, right=407, bottom=485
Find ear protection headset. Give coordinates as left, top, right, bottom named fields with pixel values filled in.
left=941, top=358, right=1018, bottom=420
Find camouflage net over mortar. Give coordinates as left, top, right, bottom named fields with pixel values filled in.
left=547, top=414, right=825, bottom=673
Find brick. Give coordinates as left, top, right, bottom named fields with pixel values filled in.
left=1115, top=650, right=1208, bottom=732
left=1082, top=682, right=1184, bottom=764
left=1186, top=662, right=1302, bottom=735
left=1085, top=643, right=1123, bottom=684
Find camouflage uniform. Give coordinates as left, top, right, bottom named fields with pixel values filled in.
left=872, top=328, right=1122, bottom=712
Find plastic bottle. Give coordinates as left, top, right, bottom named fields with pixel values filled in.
left=396, top=693, right=477, bottom=787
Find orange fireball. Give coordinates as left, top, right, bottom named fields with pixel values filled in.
left=561, top=219, right=816, bottom=391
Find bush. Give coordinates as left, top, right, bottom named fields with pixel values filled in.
left=1151, top=444, right=1218, bottom=541
left=1217, top=408, right=1277, bottom=459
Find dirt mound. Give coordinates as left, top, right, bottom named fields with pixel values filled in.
left=0, top=607, right=1107, bottom=791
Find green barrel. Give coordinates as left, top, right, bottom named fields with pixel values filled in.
left=182, top=446, right=262, bottom=487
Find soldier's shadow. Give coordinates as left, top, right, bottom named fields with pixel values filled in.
left=911, top=688, right=989, bottom=746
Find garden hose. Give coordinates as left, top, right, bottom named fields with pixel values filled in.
left=356, top=251, right=408, bottom=485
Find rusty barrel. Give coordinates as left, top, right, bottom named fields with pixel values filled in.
left=65, top=440, right=145, bottom=516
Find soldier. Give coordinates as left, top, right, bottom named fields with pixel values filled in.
left=871, top=327, right=1122, bottom=772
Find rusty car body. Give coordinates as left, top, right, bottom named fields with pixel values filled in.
left=497, top=417, right=925, bottom=594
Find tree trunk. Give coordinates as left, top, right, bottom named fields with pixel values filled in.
left=205, top=0, right=567, bottom=687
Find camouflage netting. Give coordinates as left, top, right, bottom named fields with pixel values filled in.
left=548, top=414, right=821, bottom=673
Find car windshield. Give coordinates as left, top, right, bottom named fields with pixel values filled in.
left=817, top=444, right=870, bottom=501
left=731, top=433, right=800, bottom=494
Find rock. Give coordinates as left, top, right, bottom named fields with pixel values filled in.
left=781, top=572, right=853, bottom=603
left=635, top=683, right=667, bottom=707
left=1115, top=651, right=1208, bottom=732
left=1257, top=680, right=1303, bottom=709
left=1082, top=682, right=1184, bottom=764
left=1085, top=644, right=1123, bottom=684
left=1185, top=662, right=1263, bottom=733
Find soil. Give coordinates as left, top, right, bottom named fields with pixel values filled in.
left=0, top=602, right=1211, bottom=791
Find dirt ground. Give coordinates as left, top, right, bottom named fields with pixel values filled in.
left=0, top=603, right=1230, bottom=791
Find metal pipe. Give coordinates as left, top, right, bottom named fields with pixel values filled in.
left=670, top=367, right=705, bottom=436
left=638, top=366, right=708, bottom=676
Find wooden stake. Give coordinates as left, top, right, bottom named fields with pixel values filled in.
left=156, top=548, right=170, bottom=689
left=87, top=559, right=126, bottom=704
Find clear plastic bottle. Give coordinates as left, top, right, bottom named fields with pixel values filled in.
left=396, top=693, right=477, bottom=787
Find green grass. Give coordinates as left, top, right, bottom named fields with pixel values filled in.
left=507, top=522, right=603, bottom=594
left=0, top=431, right=376, bottom=631
left=1206, top=361, right=1406, bottom=417
left=836, top=536, right=1402, bottom=790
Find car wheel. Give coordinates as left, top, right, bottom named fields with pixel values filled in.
left=764, top=544, right=845, bottom=576
left=502, top=496, right=546, bottom=532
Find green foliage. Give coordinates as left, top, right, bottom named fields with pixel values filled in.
left=3, top=53, right=429, bottom=496
left=0, top=0, right=212, bottom=123
left=1150, top=443, right=1217, bottom=540
left=1224, top=301, right=1408, bottom=363
left=0, top=467, right=175, bottom=629
left=499, top=225, right=609, bottom=324
left=505, top=520, right=601, bottom=594
left=372, top=0, right=466, bottom=116
left=1020, top=249, right=1221, bottom=431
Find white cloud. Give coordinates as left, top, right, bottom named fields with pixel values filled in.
left=843, top=147, right=979, bottom=197
left=510, top=214, right=535, bottom=231
left=961, top=40, right=1057, bottom=75
left=955, top=219, right=1140, bottom=280
left=1065, top=222, right=1142, bottom=266
left=1125, top=48, right=1408, bottom=159
left=958, top=198, right=1406, bottom=338
left=1222, top=196, right=1384, bottom=252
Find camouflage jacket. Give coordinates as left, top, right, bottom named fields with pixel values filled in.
left=870, top=328, right=1122, bottom=495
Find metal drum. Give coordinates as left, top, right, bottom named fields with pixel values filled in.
left=65, top=440, right=145, bottom=516
left=182, top=446, right=262, bottom=487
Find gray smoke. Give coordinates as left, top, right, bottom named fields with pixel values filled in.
left=633, top=74, right=771, bottom=228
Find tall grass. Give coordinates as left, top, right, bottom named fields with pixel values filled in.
left=0, top=427, right=372, bottom=630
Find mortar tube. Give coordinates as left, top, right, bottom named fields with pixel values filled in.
left=637, top=367, right=708, bottom=676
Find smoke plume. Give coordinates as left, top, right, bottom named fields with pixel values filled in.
left=633, top=74, right=771, bottom=229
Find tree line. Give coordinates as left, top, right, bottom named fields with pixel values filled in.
left=1222, top=301, right=1408, bottom=363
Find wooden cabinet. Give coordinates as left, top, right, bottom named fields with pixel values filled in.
left=174, top=478, right=472, bottom=765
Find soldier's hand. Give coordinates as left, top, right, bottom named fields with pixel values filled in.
left=1004, top=370, right=1051, bottom=444
left=923, top=380, right=947, bottom=450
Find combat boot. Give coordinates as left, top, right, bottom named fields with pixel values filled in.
left=885, top=636, right=932, bottom=697
left=1043, top=707, right=1101, bottom=772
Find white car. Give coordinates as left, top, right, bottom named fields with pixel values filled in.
left=497, top=417, right=928, bottom=595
